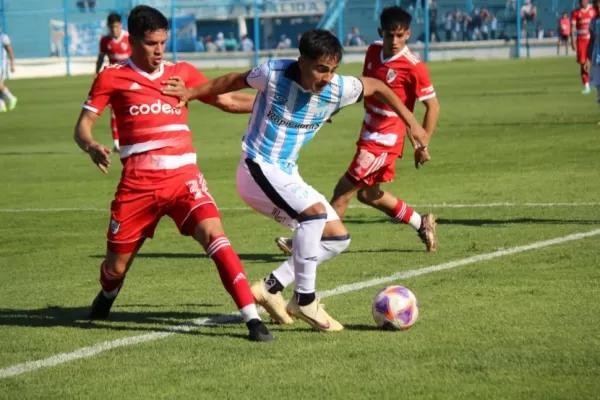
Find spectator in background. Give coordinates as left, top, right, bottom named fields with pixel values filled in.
left=205, top=35, right=218, bottom=53
left=444, top=12, right=453, bottom=41
left=521, top=0, right=537, bottom=36
left=215, top=32, right=225, bottom=52
left=429, top=5, right=439, bottom=42
left=346, top=26, right=364, bottom=46
left=224, top=32, right=238, bottom=52
left=277, top=34, right=291, bottom=49
left=241, top=35, right=254, bottom=52
left=490, top=13, right=498, bottom=39
left=0, top=28, right=17, bottom=112
left=536, top=22, right=544, bottom=39
left=454, top=10, right=463, bottom=41
left=196, top=36, right=206, bottom=52
left=558, top=12, right=570, bottom=55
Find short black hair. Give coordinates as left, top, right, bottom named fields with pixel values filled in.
left=298, top=29, right=343, bottom=62
left=106, top=12, right=122, bottom=26
left=380, top=6, right=412, bottom=31
left=128, top=5, right=169, bottom=41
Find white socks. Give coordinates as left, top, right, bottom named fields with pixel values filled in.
left=292, top=215, right=327, bottom=294
left=239, top=304, right=261, bottom=322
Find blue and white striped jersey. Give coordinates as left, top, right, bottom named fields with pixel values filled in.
left=591, top=17, right=600, bottom=65
left=242, top=59, right=364, bottom=172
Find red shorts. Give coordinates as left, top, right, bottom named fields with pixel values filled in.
left=107, top=171, right=220, bottom=254
left=577, top=40, right=589, bottom=64
left=344, top=148, right=399, bottom=187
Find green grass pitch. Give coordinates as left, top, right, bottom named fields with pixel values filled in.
left=0, top=57, right=599, bottom=399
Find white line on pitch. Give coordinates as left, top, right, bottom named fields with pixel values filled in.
left=1, top=228, right=599, bottom=379
left=0, top=202, right=599, bottom=213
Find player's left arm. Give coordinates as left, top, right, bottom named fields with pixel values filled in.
left=359, top=77, right=429, bottom=148
left=414, top=63, right=440, bottom=143
left=4, top=41, right=15, bottom=73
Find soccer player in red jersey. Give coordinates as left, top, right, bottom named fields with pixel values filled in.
left=75, top=5, right=274, bottom=342
left=96, top=13, right=132, bottom=152
left=558, top=12, right=571, bottom=56
left=571, top=0, right=597, bottom=94
left=274, top=7, right=439, bottom=256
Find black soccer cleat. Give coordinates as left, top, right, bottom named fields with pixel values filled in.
left=246, top=319, right=276, bottom=342
left=89, top=290, right=117, bottom=320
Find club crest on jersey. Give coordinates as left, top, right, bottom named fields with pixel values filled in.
left=274, top=94, right=288, bottom=103
left=121, top=43, right=128, bottom=51
left=386, top=69, right=397, bottom=83
left=110, top=219, right=120, bottom=235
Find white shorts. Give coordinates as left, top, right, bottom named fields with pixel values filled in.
left=236, top=156, right=339, bottom=230
left=592, top=65, right=600, bottom=87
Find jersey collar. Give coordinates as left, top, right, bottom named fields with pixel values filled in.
left=284, top=62, right=312, bottom=93
left=126, top=58, right=164, bottom=81
left=380, top=46, right=408, bottom=64
left=111, top=30, right=126, bottom=43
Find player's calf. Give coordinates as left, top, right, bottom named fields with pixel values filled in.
left=90, top=260, right=127, bottom=319
left=193, top=217, right=274, bottom=342
left=330, top=175, right=361, bottom=219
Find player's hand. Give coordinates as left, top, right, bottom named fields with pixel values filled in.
left=161, top=76, right=190, bottom=109
left=571, top=42, right=576, bottom=51
left=9, top=64, right=15, bottom=73
left=87, top=142, right=111, bottom=174
left=414, top=147, right=431, bottom=169
left=584, top=59, right=592, bottom=74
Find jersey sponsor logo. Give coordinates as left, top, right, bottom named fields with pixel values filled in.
left=386, top=68, right=397, bottom=83
left=267, top=110, right=319, bottom=130
left=128, top=100, right=182, bottom=116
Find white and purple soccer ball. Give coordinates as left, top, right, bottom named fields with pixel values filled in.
left=372, top=285, right=419, bottom=331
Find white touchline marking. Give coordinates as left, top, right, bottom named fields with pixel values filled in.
left=1, top=228, right=599, bottom=378
left=0, top=202, right=599, bottom=213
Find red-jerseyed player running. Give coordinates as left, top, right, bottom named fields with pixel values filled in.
left=571, top=0, right=597, bottom=94
left=75, top=5, right=274, bottom=342
left=275, top=7, right=439, bottom=256
left=96, top=12, right=132, bottom=152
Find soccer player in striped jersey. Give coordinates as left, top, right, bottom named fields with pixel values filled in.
left=586, top=0, right=600, bottom=120
left=275, top=7, right=440, bottom=256
left=75, top=5, right=274, bottom=342
left=163, top=29, right=429, bottom=332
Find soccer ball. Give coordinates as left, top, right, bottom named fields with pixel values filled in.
left=372, top=285, right=419, bottom=331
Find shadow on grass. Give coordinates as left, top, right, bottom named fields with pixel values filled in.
left=0, top=303, right=252, bottom=340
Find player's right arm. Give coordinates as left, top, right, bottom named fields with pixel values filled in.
left=74, top=70, right=113, bottom=174
left=359, top=76, right=429, bottom=148
left=95, top=37, right=107, bottom=75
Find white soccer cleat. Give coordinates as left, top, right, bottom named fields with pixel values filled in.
left=250, top=280, right=293, bottom=325
left=287, top=296, right=344, bottom=332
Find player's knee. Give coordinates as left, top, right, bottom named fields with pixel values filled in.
left=298, top=202, right=327, bottom=221
left=105, top=254, right=130, bottom=276
left=357, top=187, right=383, bottom=205
left=193, top=217, right=225, bottom=250
left=321, top=234, right=351, bottom=258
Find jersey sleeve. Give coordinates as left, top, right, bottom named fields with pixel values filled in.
left=82, top=70, right=114, bottom=115
left=338, top=75, right=364, bottom=108
left=1, top=34, right=11, bottom=46
left=413, top=62, right=436, bottom=102
left=244, top=61, right=271, bottom=91
left=571, top=10, right=578, bottom=24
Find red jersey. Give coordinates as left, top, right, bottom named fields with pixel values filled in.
left=359, top=42, right=435, bottom=154
left=571, top=6, right=596, bottom=40
left=99, top=31, right=131, bottom=64
left=559, top=17, right=571, bottom=36
left=83, top=60, right=208, bottom=189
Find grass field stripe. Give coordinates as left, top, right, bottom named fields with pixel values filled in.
left=1, top=228, right=599, bottom=379
left=1, top=202, right=599, bottom=213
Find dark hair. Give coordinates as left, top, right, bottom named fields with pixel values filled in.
left=380, top=6, right=412, bottom=31
left=298, top=29, right=343, bottom=62
left=128, top=5, right=169, bottom=41
left=107, top=12, right=122, bottom=26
